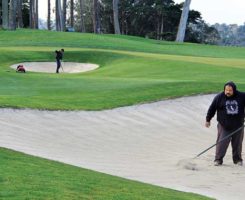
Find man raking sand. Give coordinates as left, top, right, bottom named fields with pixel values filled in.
left=205, top=81, right=245, bottom=166
left=179, top=81, right=245, bottom=171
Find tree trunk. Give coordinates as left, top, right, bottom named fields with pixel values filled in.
left=63, top=0, right=67, bottom=31
left=93, top=0, right=100, bottom=33
left=2, top=0, right=9, bottom=29
left=9, top=0, right=17, bottom=30
left=121, top=9, right=124, bottom=34
left=79, top=0, right=85, bottom=32
left=56, top=0, right=63, bottom=31
left=113, top=0, right=120, bottom=34
left=160, top=14, right=164, bottom=40
left=55, top=0, right=60, bottom=30
left=29, top=0, right=37, bottom=28
left=157, top=20, right=160, bottom=40
left=70, top=0, right=74, bottom=27
left=0, top=2, right=1, bottom=26
left=176, top=0, right=191, bottom=42
left=34, top=0, right=38, bottom=29
left=58, top=0, right=63, bottom=31
left=29, top=0, right=33, bottom=28
left=17, top=0, right=23, bottom=28
left=47, top=0, right=51, bottom=30
left=29, top=0, right=38, bottom=29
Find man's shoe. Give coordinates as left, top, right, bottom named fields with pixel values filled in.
left=214, top=160, right=222, bottom=166
left=235, top=161, right=243, bottom=166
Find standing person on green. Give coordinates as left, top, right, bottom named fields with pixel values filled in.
left=205, top=81, right=245, bottom=166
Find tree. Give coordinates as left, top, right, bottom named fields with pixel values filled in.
left=70, top=0, right=74, bottom=27
left=17, top=0, right=24, bottom=28
left=93, top=0, right=100, bottom=33
left=117, top=0, right=177, bottom=39
left=29, top=0, right=38, bottom=28
left=34, top=0, right=38, bottom=28
left=79, top=0, right=85, bottom=32
left=56, top=0, right=63, bottom=31
left=68, top=0, right=216, bottom=44
left=63, top=0, right=67, bottom=30
left=56, top=0, right=60, bottom=31
left=47, top=0, right=51, bottom=30
left=0, top=1, right=2, bottom=26
left=9, top=0, right=17, bottom=30
left=2, top=0, right=9, bottom=29
left=22, top=0, right=30, bottom=27
left=185, top=21, right=220, bottom=44
left=29, top=0, right=33, bottom=27
left=113, top=0, right=120, bottom=34
left=74, top=0, right=93, bottom=32
left=176, top=0, right=191, bottom=42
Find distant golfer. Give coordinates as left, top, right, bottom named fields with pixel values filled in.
left=205, top=81, right=245, bottom=166
left=55, top=49, right=64, bottom=73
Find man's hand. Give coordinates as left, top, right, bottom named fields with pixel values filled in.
left=205, top=121, right=211, bottom=128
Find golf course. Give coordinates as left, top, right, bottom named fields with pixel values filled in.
left=2, top=29, right=245, bottom=200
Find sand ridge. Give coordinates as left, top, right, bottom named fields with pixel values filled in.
left=1, top=94, right=245, bottom=200
left=10, top=62, right=99, bottom=73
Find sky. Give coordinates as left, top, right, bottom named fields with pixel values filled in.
left=174, top=0, right=245, bottom=25
left=39, top=0, right=245, bottom=25
left=39, top=1, right=53, bottom=20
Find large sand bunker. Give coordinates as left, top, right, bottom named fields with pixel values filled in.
left=10, top=62, right=99, bottom=73
left=1, top=94, right=245, bottom=200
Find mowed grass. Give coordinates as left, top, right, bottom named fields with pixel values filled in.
left=0, top=148, right=213, bottom=200
left=1, top=29, right=245, bottom=110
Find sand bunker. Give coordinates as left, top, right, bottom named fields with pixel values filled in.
left=177, top=158, right=200, bottom=171
left=10, top=62, right=99, bottom=73
left=1, top=94, right=245, bottom=200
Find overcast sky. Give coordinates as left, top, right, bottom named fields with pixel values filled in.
left=39, top=0, right=245, bottom=25
left=174, top=0, right=245, bottom=25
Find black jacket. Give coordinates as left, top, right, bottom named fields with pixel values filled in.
left=206, top=82, right=245, bottom=130
left=55, top=51, right=63, bottom=60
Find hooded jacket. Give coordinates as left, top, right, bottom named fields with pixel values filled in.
left=206, top=81, right=245, bottom=130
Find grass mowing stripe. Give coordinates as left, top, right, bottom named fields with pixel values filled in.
left=2, top=46, right=245, bottom=69
left=1, top=29, right=245, bottom=58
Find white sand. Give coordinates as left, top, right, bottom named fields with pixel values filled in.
left=10, top=62, right=99, bottom=73
left=1, top=94, right=245, bottom=200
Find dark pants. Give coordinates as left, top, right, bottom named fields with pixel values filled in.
left=215, top=123, right=244, bottom=164
left=56, top=59, right=61, bottom=73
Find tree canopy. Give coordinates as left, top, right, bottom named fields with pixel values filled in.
left=0, top=0, right=219, bottom=45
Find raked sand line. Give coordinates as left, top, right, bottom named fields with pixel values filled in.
left=10, top=62, right=99, bottom=73
left=1, top=94, right=245, bottom=200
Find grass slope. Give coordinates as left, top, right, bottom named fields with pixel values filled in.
left=0, top=148, right=213, bottom=200
left=1, top=29, right=245, bottom=110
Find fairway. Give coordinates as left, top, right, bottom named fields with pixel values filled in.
left=2, top=29, right=245, bottom=200
left=1, top=30, right=245, bottom=110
